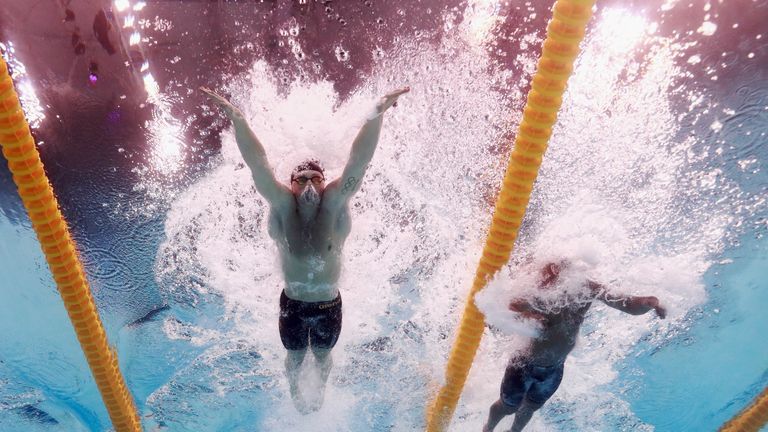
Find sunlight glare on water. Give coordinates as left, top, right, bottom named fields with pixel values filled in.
left=0, top=42, right=45, bottom=129
left=145, top=94, right=186, bottom=176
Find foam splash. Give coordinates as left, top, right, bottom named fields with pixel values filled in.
left=476, top=204, right=705, bottom=341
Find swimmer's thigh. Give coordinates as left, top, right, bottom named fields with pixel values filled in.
left=526, top=364, right=564, bottom=406
left=500, top=363, right=527, bottom=408
left=279, top=291, right=310, bottom=350
left=309, top=296, right=342, bottom=349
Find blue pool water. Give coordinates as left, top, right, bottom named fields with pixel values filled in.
left=620, top=235, right=768, bottom=430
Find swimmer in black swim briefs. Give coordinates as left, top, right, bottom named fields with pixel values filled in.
left=201, top=85, right=408, bottom=413
left=279, top=291, right=342, bottom=351
left=499, top=360, right=564, bottom=409
left=483, top=260, right=666, bottom=432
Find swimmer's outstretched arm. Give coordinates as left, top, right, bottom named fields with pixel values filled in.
left=200, top=87, right=291, bottom=207
left=589, top=281, right=667, bottom=318
left=325, top=87, right=410, bottom=205
left=508, top=298, right=547, bottom=321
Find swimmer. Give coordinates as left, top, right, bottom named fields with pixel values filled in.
left=483, top=260, right=666, bottom=431
left=200, top=85, right=409, bottom=413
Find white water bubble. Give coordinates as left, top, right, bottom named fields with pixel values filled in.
left=334, top=46, right=350, bottom=62
left=697, top=21, right=718, bottom=36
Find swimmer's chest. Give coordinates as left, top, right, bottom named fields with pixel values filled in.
left=269, top=205, right=350, bottom=256
left=542, top=302, right=591, bottom=329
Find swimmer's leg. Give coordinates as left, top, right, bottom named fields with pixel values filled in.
left=285, top=349, right=308, bottom=412
left=306, top=295, right=342, bottom=411
left=309, top=346, right=333, bottom=411
left=485, top=362, right=526, bottom=432
left=508, top=363, right=563, bottom=431
left=483, top=399, right=519, bottom=432
left=279, top=291, right=312, bottom=412
left=508, top=399, right=542, bottom=432
left=312, top=347, right=333, bottom=386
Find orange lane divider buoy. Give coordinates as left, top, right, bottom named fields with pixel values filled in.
left=425, top=1, right=596, bottom=430
left=720, top=386, right=768, bottom=432
left=0, top=56, right=142, bottom=431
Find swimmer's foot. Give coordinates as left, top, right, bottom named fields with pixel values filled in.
left=307, top=382, right=327, bottom=412
left=289, top=384, right=311, bottom=414
left=295, top=400, right=312, bottom=415
left=291, top=394, right=312, bottom=414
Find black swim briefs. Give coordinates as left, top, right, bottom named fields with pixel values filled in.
left=279, top=291, right=342, bottom=351
left=500, top=360, right=564, bottom=407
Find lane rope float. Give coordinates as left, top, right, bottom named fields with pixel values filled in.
left=0, top=55, right=142, bottom=432
left=425, top=1, right=596, bottom=430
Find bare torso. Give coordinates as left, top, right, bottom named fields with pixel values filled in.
left=200, top=84, right=408, bottom=306
left=526, top=301, right=593, bottom=366
left=268, top=197, right=352, bottom=302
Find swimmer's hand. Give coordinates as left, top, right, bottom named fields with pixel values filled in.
left=650, top=297, right=667, bottom=319
left=200, top=86, right=243, bottom=118
left=375, top=87, right=410, bottom=115
left=638, top=296, right=667, bottom=319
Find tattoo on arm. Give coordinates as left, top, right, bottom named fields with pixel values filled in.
left=342, top=176, right=359, bottom=194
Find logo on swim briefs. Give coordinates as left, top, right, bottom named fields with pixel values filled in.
left=318, top=298, right=341, bottom=309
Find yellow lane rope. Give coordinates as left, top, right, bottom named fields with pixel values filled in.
left=0, top=57, right=142, bottom=431
left=425, top=1, right=595, bottom=430
left=720, top=386, right=768, bottom=432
